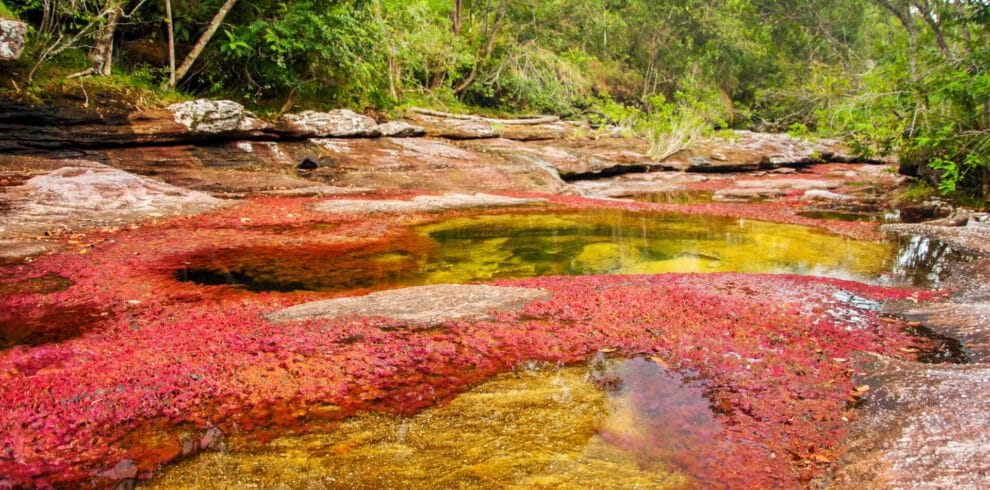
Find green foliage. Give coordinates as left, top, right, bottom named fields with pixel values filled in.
left=210, top=0, right=389, bottom=109
left=0, top=1, right=14, bottom=19
left=644, top=94, right=711, bottom=160
left=897, top=180, right=938, bottom=203
left=817, top=1, right=989, bottom=198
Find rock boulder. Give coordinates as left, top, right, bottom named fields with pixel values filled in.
left=276, top=109, right=380, bottom=138
left=0, top=19, right=27, bottom=61
left=168, top=99, right=272, bottom=135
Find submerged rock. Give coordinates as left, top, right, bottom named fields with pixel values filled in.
left=267, top=284, right=551, bottom=324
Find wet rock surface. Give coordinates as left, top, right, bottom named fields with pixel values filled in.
left=268, top=284, right=551, bottom=324
left=825, top=355, right=990, bottom=489
left=821, top=220, right=990, bottom=488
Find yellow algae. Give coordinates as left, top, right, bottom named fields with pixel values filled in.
left=143, top=362, right=697, bottom=489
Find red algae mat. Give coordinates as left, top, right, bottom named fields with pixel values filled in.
left=0, top=195, right=938, bottom=487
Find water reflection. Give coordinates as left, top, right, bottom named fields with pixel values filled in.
left=889, top=235, right=970, bottom=288
left=175, top=209, right=963, bottom=293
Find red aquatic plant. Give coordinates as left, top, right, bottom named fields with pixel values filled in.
left=0, top=194, right=942, bottom=488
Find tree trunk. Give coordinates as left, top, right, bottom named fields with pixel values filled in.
left=453, top=0, right=463, bottom=35
left=90, top=3, right=122, bottom=77
left=175, top=0, right=239, bottom=84
left=165, top=0, right=176, bottom=88
left=454, top=0, right=509, bottom=95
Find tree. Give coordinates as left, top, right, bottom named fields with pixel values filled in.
left=172, top=0, right=237, bottom=86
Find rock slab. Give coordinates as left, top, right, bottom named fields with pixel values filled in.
left=0, top=162, right=224, bottom=237
left=268, top=284, right=551, bottom=325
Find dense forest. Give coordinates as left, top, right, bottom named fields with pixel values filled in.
left=1, top=0, right=988, bottom=197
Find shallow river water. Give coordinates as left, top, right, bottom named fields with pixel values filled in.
left=178, top=209, right=953, bottom=294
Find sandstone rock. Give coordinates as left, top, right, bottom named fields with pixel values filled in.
left=276, top=109, right=380, bottom=138
left=267, top=284, right=551, bottom=325
left=304, top=138, right=565, bottom=193
left=801, top=189, right=853, bottom=201
left=897, top=200, right=954, bottom=223
left=713, top=188, right=785, bottom=201
left=825, top=354, right=990, bottom=489
left=312, top=192, right=546, bottom=214
left=0, top=19, right=27, bottom=61
left=96, top=142, right=360, bottom=197
left=883, top=222, right=990, bottom=255
left=665, top=131, right=872, bottom=172
left=168, top=99, right=271, bottom=135
left=737, top=178, right=839, bottom=190
left=465, top=138, right=664, bottom=180
left=406, top=114, right=501, bottom=139
left=500, top=122, right=573, bottom=141
left=375, top=121, right=425, bottom=137
left=0, top=162, right=224, bottom=237
left=435, top=119, right=500, bottom=139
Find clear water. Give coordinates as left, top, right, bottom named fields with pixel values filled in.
left=144, top=358, right=718, bottom=489
left=177, top=209, right=927, bottom=293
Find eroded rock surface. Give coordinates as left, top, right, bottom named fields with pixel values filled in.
left=268, top=284, right=551, bottom=324
left=826, top=355, right=990, bottom=489
left=305, top=138, right=566, bottom=192
left=665, top=131, right=872, bottom=172
left=825, top=221, right=990, bottom=488
left=0, top=162, right=223, bottom=237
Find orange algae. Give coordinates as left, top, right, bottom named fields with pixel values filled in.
left=0, top=194, right=942, bottom=488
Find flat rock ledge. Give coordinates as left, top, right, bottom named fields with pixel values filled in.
left=0, top=161, right=224, bottom=238
left=824, top=354, right=990, bottom=489
left=267, top=284, right=551, bottom=325
left=312, top=193, right=546, bottom=214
